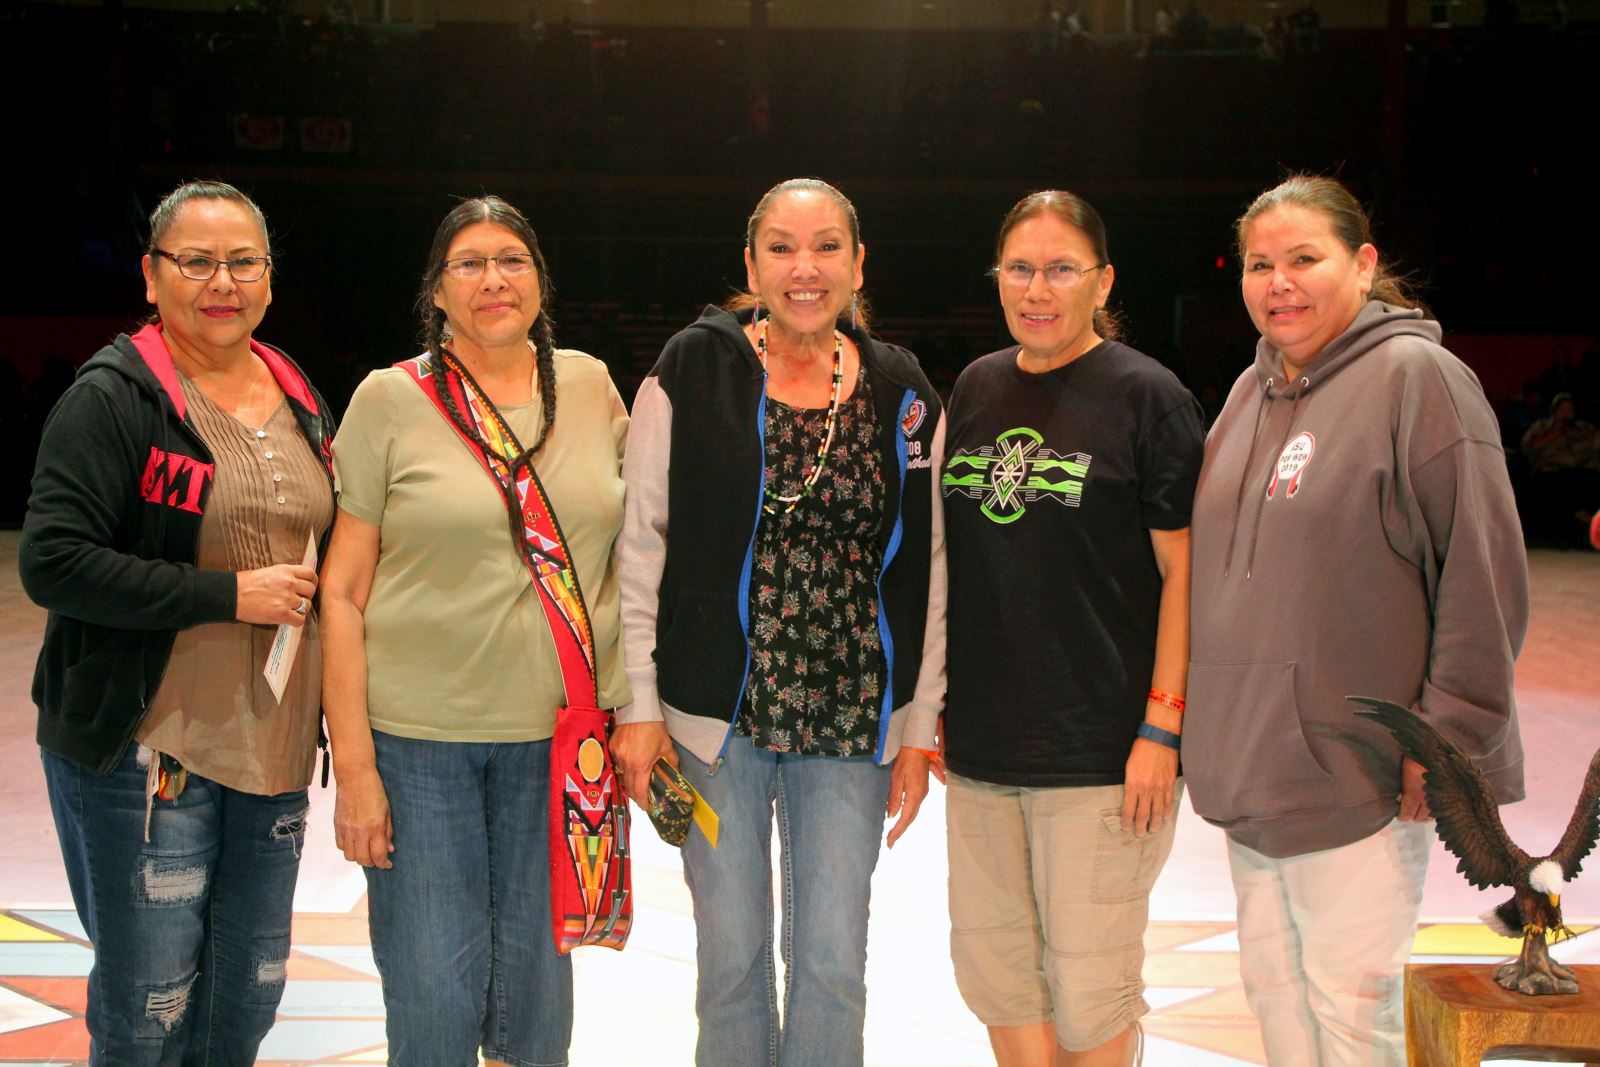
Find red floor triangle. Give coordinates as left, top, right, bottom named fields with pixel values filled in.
left=0, top=975, right=88, bottom=1015
left=0, top=1017, right=90, bottom=1061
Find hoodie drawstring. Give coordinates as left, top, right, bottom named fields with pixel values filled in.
left=1221, top=376, right=1275, bottom=578
left=1223, top=375, right=1314, bottom=578
left=1242, top=378, right=1310, bottom=578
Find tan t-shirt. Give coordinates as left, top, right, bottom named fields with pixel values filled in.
left=138, top=378, right=334, bottom=795
left=332, top=351, right=630, bottom=741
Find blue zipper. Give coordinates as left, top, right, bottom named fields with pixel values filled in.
left=872, top=387, right=915, bottom=764
left=712, top=375, right=770, bottom=771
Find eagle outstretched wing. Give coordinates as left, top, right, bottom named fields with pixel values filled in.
left=1551, top=747, right=1600, bottom=881
left=1350, top=696, right=1529, bottom=889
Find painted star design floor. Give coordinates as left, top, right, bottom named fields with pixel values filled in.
left=4, top=541, right=1598, bottom=1065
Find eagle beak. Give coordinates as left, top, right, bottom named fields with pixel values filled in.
left=1549, top=893, right=1562, bottom=909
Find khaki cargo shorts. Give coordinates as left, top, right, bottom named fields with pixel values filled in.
left=946, top=773, right=1182, bottom=1052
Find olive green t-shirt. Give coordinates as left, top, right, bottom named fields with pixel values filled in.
left=332, top=351, right=630, bottom=741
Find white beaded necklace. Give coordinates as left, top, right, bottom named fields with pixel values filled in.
left=756, top=317, right=845, bottom=515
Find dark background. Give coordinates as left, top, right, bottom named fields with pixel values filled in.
left=3, top=0, right=1596, bottom=534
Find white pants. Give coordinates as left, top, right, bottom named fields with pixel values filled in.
left=1227, top=818, right=1431, bottom=1067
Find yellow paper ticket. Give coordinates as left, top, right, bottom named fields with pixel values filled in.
left=691, top=787, right=720, bottom=849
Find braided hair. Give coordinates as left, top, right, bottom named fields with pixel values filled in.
left=415, top=196, right=559, bottom=557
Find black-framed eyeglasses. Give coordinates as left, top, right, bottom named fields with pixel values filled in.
left=153, top=249, right=272, bottom=282
left=992, top=260, right=1106, bottom=289
left=443, top=254, right=536, bottom=280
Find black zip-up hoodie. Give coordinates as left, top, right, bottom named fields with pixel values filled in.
left=620, top=306, right=945, bottom=764
left=20, top=326, right=336, bottom=774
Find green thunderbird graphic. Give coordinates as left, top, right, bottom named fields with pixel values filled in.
left=942, top=426, right=1091, bottom=524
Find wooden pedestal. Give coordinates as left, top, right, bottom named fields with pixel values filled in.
left=1406, top=963, right=1600, bottom=1066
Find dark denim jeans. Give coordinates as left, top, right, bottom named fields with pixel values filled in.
left=42, top=745, right=307, bottom=1066
left=364, top=732, right=572, bottom=1067
left=676, top=739, right=891, bottom=1067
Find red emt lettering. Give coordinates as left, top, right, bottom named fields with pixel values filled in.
left=139, top=446, right=215, bottom=514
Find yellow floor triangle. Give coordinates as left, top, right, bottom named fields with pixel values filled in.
left=1413, top=922, right=1595, bottom=956
left=0, top=913, right=63, bottom=942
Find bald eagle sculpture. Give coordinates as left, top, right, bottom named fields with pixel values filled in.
left=1351, top=696, right=1600, bottom=996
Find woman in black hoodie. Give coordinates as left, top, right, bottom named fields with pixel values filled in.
left=21, top=181, right=335, bottom=1066
left=612, top=178, right=946, bottom=1067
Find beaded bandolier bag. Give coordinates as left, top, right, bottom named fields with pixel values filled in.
left=397, top=350, right=631, bottom=954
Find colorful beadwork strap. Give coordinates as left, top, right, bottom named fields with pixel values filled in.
left=398, top=352, right=629, bottom=955
left=395, top=352, right=598, bottom=707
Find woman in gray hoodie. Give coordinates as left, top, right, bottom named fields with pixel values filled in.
left=1185, top=176, right=1527, bottom=1067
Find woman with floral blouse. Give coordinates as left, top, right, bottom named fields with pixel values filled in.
left=611, top=177, right=947, bottom=1067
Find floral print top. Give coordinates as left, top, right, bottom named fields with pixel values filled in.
left=737, top=378, right=887, bottom=756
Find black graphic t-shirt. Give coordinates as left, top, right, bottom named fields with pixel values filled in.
left=736, top=380, right=887, bottom=756
left=941, top=341, right=1204, bottom=786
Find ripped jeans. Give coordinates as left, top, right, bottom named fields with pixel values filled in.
left=42, top=745, right=308, bottom=1066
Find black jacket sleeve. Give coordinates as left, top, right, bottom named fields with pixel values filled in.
left=19, top=377, right=237, bottom=630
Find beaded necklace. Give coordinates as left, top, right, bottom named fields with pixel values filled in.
left=756, top=317, right=845, bottom=515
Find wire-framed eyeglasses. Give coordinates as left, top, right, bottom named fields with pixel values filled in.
left=992, top=260, right=1106, bottom=289
left=152, top=249, right=272, bottom=282
left=442, top=254, right=536, bottom=280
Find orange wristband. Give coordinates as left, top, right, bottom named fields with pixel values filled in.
left=906, top=746, right=942, bottom=762
left=1147, top=688, right=1186, bottom=713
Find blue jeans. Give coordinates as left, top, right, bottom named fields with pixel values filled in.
left=676, top=739, right=891, bottom=1067
left=42, top=745, right=307, bottom=1067
left=364, top=732, right=572, bottom=1067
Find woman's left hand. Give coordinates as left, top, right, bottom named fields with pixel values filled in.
left=886, top=747, right=932, bottom=848
left=1123, top=738, right=1179, bottom=837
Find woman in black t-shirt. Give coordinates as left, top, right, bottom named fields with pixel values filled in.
left=939, top=191, right=1204, bottom=1067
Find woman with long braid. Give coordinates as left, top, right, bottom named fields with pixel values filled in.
left=319, top=196, right=630, bottom=1067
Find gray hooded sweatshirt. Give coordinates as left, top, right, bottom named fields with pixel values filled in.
left=1185, top=301, right=1527, bottom=858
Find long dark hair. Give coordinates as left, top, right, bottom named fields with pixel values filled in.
left=993, top=189, right=1122, bottom=342
left=415, top=196, right=560, bottom=560
left=1236, top=175, right=1423, bottom=312
left=415, top=196, right=558, bottom=460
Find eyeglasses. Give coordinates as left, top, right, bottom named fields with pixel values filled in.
left=152, top=249, right=272, bottom=282
left=993, top=260, right=1106, bottom=289
left=442, top=254, right=536, bottom=280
